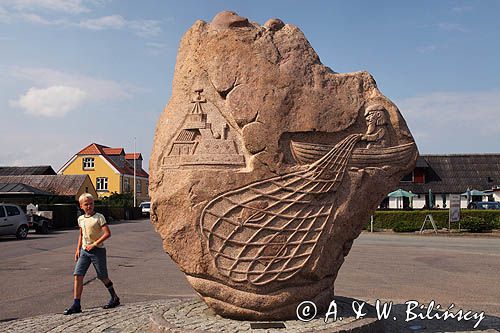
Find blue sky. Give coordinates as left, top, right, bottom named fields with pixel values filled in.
left=1, top=0, right=499, bottom=170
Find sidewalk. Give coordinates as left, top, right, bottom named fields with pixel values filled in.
left=1, top=297, right=498, bottom=333
left=0, top=299, right=183, bottom=333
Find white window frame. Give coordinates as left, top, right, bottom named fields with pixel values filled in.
left=136, top=180, right=142, bottom=193
left=96, top=177, right=108, bottom=191
left=83, top=157, right=95, bottom=170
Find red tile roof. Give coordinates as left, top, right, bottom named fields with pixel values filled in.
left=77, top=143, right=107, bottom=155
left=75, top=143, right=148, bottom=178
left=125, top=153, right=142, bottom=160
left=103, top=148, right=124, bottom=155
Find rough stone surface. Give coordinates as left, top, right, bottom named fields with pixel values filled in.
left=150, top=11, right=418, bottom=320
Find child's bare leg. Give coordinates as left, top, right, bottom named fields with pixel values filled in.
left=64, top=275, right=84, bottom=315
left=74, top=275, right=84, bottom=299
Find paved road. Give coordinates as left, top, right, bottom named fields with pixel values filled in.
left=1, top=220, right=499, bottom=325
left=336, top=233, right=500, bottom=318
left=0, top=219, right=193, bottom=322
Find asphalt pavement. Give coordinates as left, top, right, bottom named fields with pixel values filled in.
left=0, top=219, right=499, bottom=332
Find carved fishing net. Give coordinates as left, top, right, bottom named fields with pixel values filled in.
left=200, top=134, right=361, bottom=285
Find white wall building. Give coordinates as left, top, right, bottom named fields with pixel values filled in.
left=384, top=154, right=499, bottom=210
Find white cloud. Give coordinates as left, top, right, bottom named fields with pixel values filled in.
left=77, top=16, right=162, bottom=37
left=452, top=5, right=474, bottom=13
left=0, top=1, right=162, bottom=37
left=10, top=66, right=140, bottom=101
left=0, top=5, right=12, bottom=22
left=417, top=45, right=437, bottom=54
left=435, top=22, right=468, bottom=33
left=0, top=131, right=80, bottom=168
left=145, top=41, right=168, bottom=56
left=397, top=91, right=500, bottom=153
left=3, top=0, right=91, bottom=14
left=78, top=14, right=125, bottom=30
left=129, top=19, right=161, bottom=37
left=17, top=12, right=67, bottom=25
left=10, top=85, right=87, bottom=117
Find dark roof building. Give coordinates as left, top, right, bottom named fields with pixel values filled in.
left=0, top=166, right=56, bottom=176
left=386, top=154, right=500, bottom=209
left=0, top=175, right=97, bottom=199
left=398, top=154, right=500, bottom=194
left=0, top=183, right=53, bottom=196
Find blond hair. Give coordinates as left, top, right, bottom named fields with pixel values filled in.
left=79, top=193, right=94, bottom=203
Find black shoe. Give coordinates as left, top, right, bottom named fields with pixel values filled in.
left=103, top=297, right=120, bottom=309
left=63, top=305, right=81, bottom=315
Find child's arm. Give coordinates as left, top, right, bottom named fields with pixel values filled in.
left=85, top=225, right=111, bottom=251
left=74, top=228, right=83, bottom=262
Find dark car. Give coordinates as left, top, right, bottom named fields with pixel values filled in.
left=467, top=201, right=500, bottom=210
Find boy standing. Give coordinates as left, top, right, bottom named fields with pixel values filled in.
left=64, top=193, right=120, bottom=315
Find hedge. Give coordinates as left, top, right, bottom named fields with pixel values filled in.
left=94, top=205, right=142, bottom=221
left=365, top=210, right=500, bottom=231
left=460, top=216, right=494, bottom=233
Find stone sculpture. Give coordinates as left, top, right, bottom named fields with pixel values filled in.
left=150, top=11, right=418, bottom=320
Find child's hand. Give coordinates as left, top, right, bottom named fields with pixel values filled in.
left=74, top=249, right=80, bottom=262
left=84, top=244, right=94, bottom=251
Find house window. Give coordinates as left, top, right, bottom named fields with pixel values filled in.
left=96, top=177, right=108, bottom=191
left=413, top=169, right=425, bottom=184
left=83, top=157, right=95, bottom=170
left=136, top=180, right=142, bottom=193
left=124, top=178, right=130, bottom=192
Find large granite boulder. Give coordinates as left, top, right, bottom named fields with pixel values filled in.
left=150, top=11, right=418, bottom=320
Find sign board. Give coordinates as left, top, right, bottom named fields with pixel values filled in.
left=420, top=214, right=438, bottom=234
left=449, top=194, right=460, bottom=222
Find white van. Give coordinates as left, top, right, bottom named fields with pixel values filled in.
left=139, top=201, right=150, bottom=216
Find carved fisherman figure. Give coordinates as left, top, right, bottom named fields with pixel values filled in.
left=362, top=104, right=388, bottom=148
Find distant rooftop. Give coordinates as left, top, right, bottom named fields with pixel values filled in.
left=73, top=143, right=148, bottom=178
left=0, top=166, right=56, bottom=176
left=0, top=175, right=91, bottom=196
left=400, top=154, right=500, bottom=193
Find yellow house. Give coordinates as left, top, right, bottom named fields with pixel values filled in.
left=58, top=143, right=149, bottom=203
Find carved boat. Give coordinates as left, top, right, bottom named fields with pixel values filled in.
left=291, top=140, right=416, bottom=168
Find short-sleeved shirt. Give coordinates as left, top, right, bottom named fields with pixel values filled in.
left=78, top=212, right=107, bottom=248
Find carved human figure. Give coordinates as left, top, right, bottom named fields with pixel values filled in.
left=361, top=104, right=388, bottom=148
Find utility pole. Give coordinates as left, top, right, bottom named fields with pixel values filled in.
left=133, top=137, right=137, bottom=207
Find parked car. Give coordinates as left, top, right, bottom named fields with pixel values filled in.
left=467, top=201, right=500, bottom=210
left=0, top=203, right=30, bottom=239
left=139, top=201, right=151, bottom=216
